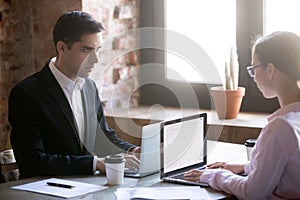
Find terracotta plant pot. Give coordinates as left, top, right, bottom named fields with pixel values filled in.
left=210, top=86, right=245, bottom=119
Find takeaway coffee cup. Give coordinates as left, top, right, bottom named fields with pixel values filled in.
left=244, top=139, right=257, bottom=160
left=104, top=155, right=125, bottom=185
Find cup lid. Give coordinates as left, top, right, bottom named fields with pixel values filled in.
left=245, top=139, right=257, bottom=147
left=104, top=155, right=125, bottom=164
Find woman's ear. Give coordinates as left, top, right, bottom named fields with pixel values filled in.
left=266, top=63, right=276, bottom=80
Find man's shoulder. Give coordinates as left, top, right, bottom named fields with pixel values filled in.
left=13, top=63, right=50, bottom=90
left=13, top=71, right=41, bottom=90
left=9, top=72, right=43, bottom=101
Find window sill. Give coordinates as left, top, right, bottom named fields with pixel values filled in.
left=105, top=106, right=268, bottom=144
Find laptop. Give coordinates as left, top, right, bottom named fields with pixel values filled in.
left=124, top=122, right=161, bottom=178
left=160, top=113, right=208, bottom=187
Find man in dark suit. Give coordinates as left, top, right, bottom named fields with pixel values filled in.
left=8, top=11, right=140, bottom=179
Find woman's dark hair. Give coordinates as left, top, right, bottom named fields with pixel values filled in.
left=53, top=11, right=104, bottom=53
left=253, top=31, right=300, bottom=81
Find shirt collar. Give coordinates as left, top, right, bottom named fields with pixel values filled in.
left=49, top=57, right=85, bottom=91
left=268, top=101, right=300, bottom=121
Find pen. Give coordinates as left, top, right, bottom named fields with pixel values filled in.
left=46, top=182, right=75, bottom=189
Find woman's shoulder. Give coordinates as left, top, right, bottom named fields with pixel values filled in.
left=274, top=111, right=300, bottom=131
left=263, top=111, right=300, bottom=146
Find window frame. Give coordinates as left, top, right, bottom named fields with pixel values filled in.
left=139, top=0, right=279, bottom=113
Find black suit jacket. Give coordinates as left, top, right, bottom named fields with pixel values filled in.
left=8, top=62, right=135, bottom=179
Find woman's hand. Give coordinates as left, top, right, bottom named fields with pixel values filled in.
left=184, top=169, right=204, bottom=182
left=208, top=162, right=244, bottom=174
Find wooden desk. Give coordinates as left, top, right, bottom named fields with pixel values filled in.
left=0, top=141, right=246, bottom=199
left=105, top=106, right=268, bottom=145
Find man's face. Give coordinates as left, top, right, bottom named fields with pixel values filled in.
left=63, top=32, right=102, bottom=79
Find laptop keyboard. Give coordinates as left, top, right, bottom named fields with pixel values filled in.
left=171, top=173, right=185, bottom=180
left=124, top=168, right=139, bottom=174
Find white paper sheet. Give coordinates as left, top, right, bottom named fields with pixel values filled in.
left=11, top=178, right=108, bottom=198
left=116, top=186, right=211, bottom=200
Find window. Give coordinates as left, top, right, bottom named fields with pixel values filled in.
left=165, top=0, right=236, bottom=84
left=265, top=0, right=300, bottom=35
left=140, top=0, right=281, bottom=112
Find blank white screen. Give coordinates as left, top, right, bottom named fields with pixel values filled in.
left=163, top=117, right=204, bottom=173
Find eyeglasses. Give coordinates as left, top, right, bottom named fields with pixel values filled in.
left=246, top=64, right=263, bottom=78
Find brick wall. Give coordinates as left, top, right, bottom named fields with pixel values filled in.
left=0, top=0, right=34, bottom=151
left=0, top=0, right=81, bottom=150
left=0, top=0, right=140, bottom=150
left=83, top=0, right=140, bottom=109
left=31, top=0, right=82, bottom=70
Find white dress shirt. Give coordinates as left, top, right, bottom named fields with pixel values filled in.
left=49, top=58, right=98, bottom=172
left=49, top=58, right=85, bottom=142
left=200, top=101, right=300, bottom=200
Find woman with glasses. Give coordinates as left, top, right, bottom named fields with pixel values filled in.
left=184, top=31, right=300, bottom=199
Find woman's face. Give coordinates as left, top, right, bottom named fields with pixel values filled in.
left=252, top=52, right=277, bottom=99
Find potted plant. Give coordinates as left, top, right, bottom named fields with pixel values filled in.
left=210, top=46, right=245, bottom=119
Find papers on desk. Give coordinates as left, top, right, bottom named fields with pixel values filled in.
left=116, top=186, right=211, bottom=200
left=11, top=178, right=108, bottom=198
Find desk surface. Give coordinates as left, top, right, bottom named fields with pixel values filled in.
left=0, top=141, right=246, bottom=199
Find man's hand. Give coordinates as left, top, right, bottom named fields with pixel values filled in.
left=96, top=157, right=106, bottom=173
left=120, top=153, right=140, bottom=172
left=96, top=152, right=141, bottom=173
left=128, top=147, right=141, bottom=159
left=207, top=162, right=244, bottom=174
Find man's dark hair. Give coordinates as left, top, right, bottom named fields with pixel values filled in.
left=53, top=11, right=104, bottom=53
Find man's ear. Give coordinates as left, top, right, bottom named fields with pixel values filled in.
left=56, top=41, right=67, bottom=55
left=266, top=63, right=276, bottom=79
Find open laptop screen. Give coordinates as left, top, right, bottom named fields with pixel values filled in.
left=161, top=114, right=207, bottom=174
